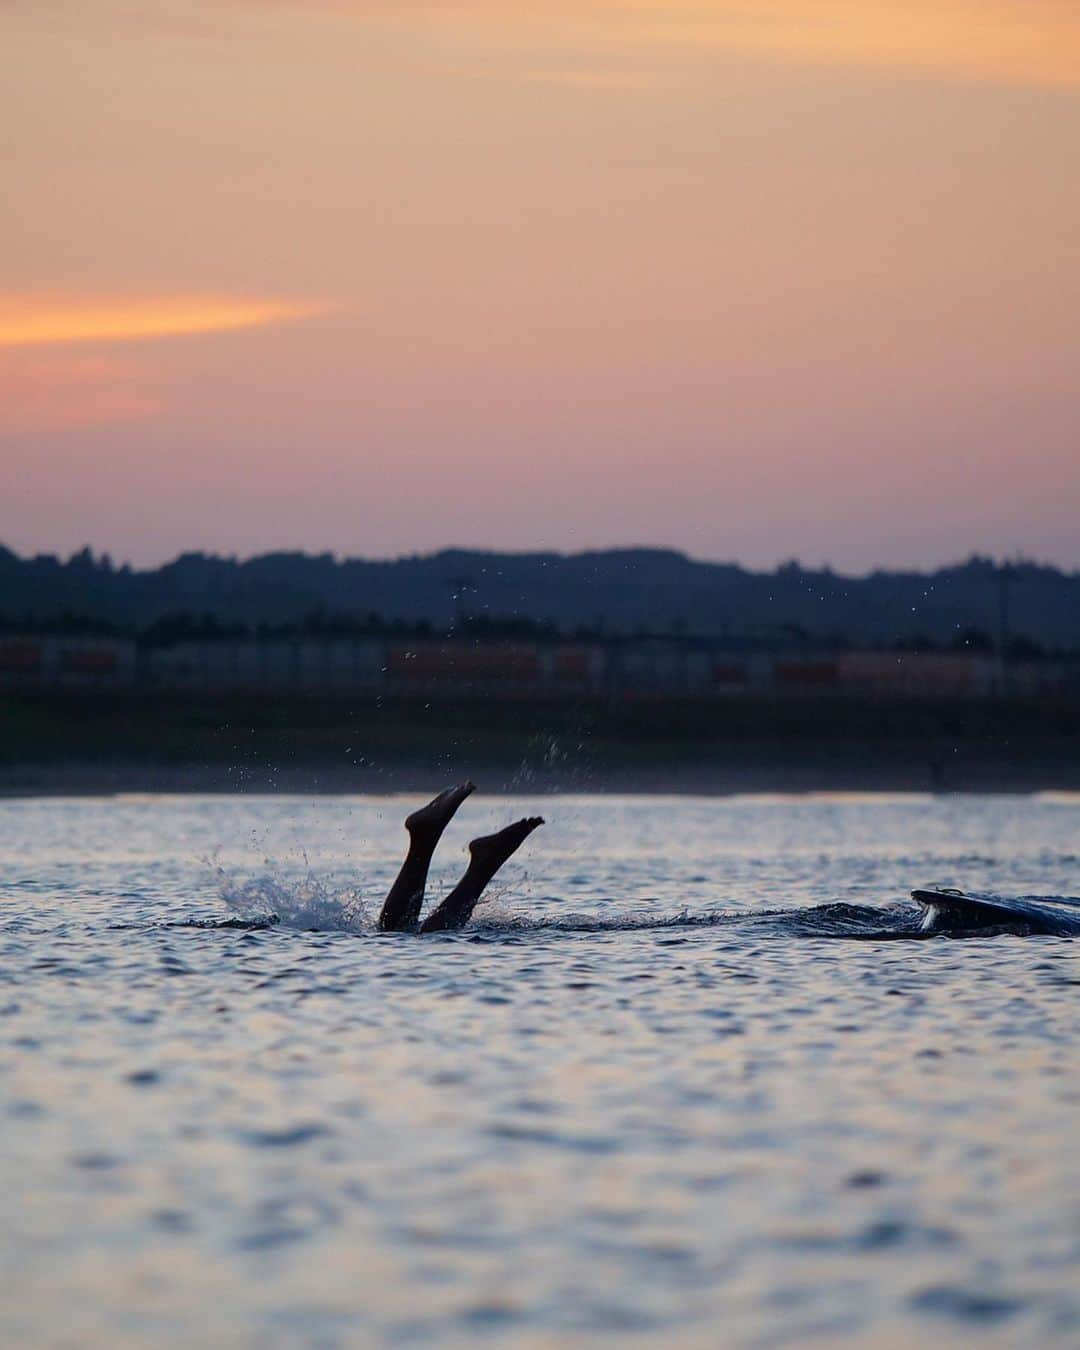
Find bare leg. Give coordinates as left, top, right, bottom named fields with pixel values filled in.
left=377, top=783, right=475, bottom=932
left=419, top=817, right=544, bottom=933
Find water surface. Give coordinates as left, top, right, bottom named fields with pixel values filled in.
left=2, top=793, right=1078, bottom=1347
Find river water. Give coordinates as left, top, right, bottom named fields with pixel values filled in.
left=1, top=792, right=1078, bottom=1347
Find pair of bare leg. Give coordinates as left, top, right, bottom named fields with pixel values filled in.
left=377, top=783, right=544, bottom=933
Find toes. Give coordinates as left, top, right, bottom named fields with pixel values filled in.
left=472, top=817, right=544, bottom=852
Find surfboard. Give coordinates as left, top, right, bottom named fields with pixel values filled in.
left=911, top=887, right=1080, bottom=936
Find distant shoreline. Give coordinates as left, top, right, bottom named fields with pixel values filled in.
left=3, top=757, right=1079, bottom=799
left=3, top=690, right=1078, bottom=799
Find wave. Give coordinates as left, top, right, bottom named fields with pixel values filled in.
left=199, top=865, right=1078, bottom=940
left=196, top=883, right=988, bottom=941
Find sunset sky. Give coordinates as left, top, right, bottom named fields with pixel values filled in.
left=3, top=1, right=1079, bottom=570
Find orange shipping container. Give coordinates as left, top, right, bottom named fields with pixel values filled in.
left=773, top=661, right=838, bottom=688
left=0, top=639, right=43, bottom=674
left=58, top=647, right=118, bottom=676
left=552, top=646, right=592, bottom=681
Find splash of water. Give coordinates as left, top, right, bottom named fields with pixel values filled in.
left=214, top=866, right=372, bottom=932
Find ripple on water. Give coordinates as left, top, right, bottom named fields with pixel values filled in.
left=910, top=1285, right=1028, bottom=1324
left=0, top=793, right=1078, bottom=1346
left=237, top=1124, right=334, bottom=1149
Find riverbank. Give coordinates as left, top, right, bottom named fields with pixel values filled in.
left=3, top=691, right=1079, bottom=797
left=3, top=759, right=1080, bottom=798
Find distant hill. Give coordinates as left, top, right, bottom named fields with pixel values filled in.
left=1, top=545, right=1077, bottom=649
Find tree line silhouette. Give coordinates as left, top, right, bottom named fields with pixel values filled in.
left=2, top=544, right=1077, bottom=653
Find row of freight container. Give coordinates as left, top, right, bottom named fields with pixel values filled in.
left=0, top=636, right=138, bottom=683
left=1, top=634, right=1077, bottom=697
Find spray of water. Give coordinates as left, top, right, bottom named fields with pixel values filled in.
left=211, top=863, right=372, bottom=932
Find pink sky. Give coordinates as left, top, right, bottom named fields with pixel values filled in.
left=3, top=1, right=1079, bottom=570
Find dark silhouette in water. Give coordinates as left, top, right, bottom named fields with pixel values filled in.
left=377, top=783, right=543, bottom=933
left=911, top=887, right=1080, bottom=936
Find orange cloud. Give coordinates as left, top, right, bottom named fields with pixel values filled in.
left=0, top=296, right=326, bottom=349
left=243, top=0, right=1080, bottom=90
left=640, top=1, right=1080, bottom=90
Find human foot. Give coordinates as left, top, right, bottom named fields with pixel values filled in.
left=418, top=817, right=544, bottom=933
left=405, top=782, right=476, bottom=844
left=467, top=817, right=545, bottom=881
